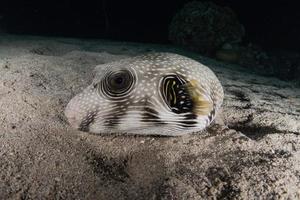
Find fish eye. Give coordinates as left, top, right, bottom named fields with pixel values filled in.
left=101, top=69, right=135, bottom=98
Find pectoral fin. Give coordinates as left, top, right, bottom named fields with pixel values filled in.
left=186, top=80, right=213, bottom=116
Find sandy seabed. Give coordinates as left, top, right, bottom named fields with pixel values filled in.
left=0, top=34, right=299, bottom=199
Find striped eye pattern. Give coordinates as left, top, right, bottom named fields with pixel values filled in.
left=100, top=69, right=135, bottom=99
left=160, top=74, right=194, bottom=114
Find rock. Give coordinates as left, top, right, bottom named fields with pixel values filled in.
left=0, top=35, right=299, bottom=199
left=237, top=44, right=300, bottom=84
left=215, top=43, right=240, bottom=63
left=169, top=1, right=245, bottom=55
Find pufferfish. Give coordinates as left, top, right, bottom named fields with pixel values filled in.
left=65, top=52, right=224, bottom=136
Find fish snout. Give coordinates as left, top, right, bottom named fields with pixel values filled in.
left=64, top=99, right=82, bottom=130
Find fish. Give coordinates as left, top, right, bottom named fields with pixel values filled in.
left=65, top=52, right=224, bottom=136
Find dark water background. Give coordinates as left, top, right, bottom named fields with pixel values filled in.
left=0, top=0, right=299, bottom=51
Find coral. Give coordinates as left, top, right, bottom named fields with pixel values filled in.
left=169, top=1, right=244, bottom=55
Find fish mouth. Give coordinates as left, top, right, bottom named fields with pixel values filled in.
left=64, top=107, right=80, bottom=130
left=65, top=107, right=98, bottom=133
left=78, top=111, right=98, bottom=132
left=64, top=98, right=84, bottom=130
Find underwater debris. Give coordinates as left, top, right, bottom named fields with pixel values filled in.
left=215, top=43, right=240, bottom=63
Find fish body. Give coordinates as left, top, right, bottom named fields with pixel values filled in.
left=65, top=53, right=223, bottom=136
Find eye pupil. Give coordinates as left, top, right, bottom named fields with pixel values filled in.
left=114, top=77, right=124, bottom=84
left=101, top=69, right=135, bottom=98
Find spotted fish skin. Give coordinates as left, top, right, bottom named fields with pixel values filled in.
left=65, top=52, right=224, bottom=136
